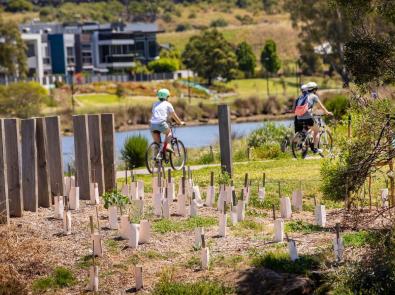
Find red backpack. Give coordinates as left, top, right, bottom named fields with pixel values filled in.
left=294, top=94, right=309, bottom=117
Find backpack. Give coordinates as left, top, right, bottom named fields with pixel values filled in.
left=294, top=94, right=309, bottom=117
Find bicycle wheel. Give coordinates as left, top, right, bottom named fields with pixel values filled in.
left=318, top=130, right=333, bottom=158
left=280, top=136, right=290, bottom=153
left=291, top=132, right=309, bottom=159
left=170, top=139, right=187, bottom=170
left=145, top=142, right=161, bottom=174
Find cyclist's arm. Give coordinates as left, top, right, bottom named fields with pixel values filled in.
left=171, top=112, right=184, bottom=125
left=316, top=99, right=333, bottom=116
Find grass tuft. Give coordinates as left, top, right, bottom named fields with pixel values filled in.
left=285, top=220, right=323, bottom=233
left=153, top=216, right=217, bottom=234
left=251, top=250, right=320, bottom=275
left=32, top=267, right=75, bottom=293
left=343, top=230, right=378, bottom=248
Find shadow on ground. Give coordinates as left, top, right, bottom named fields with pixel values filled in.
left=236, top=267, right=314, bottom=295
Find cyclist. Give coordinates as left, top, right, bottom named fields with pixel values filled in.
left=293, top=82, right=333, bottom=154
left=293, top=84, right=308, bottom=132
left=150, top=88, right=184, bottom=158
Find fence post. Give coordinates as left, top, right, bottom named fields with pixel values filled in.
left=348, top=114, right=352, bottom=138
left=36, top=118, right=51, bottom=208
left=21, top=118, right=38, bottom=212
left=101, top=113, right=116, bottom=192
left=0, top=119, right=9, bottom=224
left=218, top=105, right=233, bottom=176
left=4, top=118, right=23, bottom=217
left=88, top=114, right=104, bottom=195
left=45, top=116, right=64, bottom=198
left=73, top=115, right=92, bottom=200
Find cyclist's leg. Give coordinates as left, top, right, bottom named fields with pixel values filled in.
left=151, top=131, right=161, bottom=144
left=162, top=127, right=172, bottom=152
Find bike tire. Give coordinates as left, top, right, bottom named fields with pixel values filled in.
left=291, top=132, right=308, bottom=159
left=170, top=139, right=187, bottom=171
left=145, top=142, right=161, bottom=174
left=318, top=130, right=333, bottom=158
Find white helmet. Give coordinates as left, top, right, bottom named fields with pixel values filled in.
left=300, top=84, right=308, bottom=92
left=306, top=81, right=318, bottom=91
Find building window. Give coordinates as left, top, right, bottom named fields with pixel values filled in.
left=135, top=41, right=145, bottom=57
left=27, top=44, right=35, bottom=58
left=148, top=41, right=157, bottom=58
left=43, top=57, right=50, bottom=65
left=66, top=46, right=75, bottom=64
left=82, top=52, right=92, bottom=65
left=99, top=45, right=110, bottom=63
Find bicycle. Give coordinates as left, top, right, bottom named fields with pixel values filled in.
left=291, top=115, right=333, bottom=159
left=145, top=122, right=187, bottom=174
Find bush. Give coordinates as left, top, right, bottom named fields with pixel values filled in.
left=147, top=58, right=180, bottom=73
left=121, top=135, right=148, bottom=168
left=251, top=251, right=321, bottom=275
left=176, top=23, right=192, bottom=32
left=6, top=0, right=33, bottom=12
left=247, top=122, right=290, bottom=148
left=0, top=82, right=48, bottom=118
left=235, top=14, right=255, bottom=25
left=323, top=94, right=349, bottom=120
left=254, top=144, right=284, bottom=159
left=32, top=267, right=75, bottom=293
left=210, top=18, right=228, bottom=27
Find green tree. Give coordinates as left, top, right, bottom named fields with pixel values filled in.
left=298, top=42, right=323, bottom=75
left=236, top=42, right=256, bottom=78
left=5, top=0, right=33, bottom=12
left=0, top=16, right=27, bottom=77
left=182, top=29, right=238, bottom=85
left=147, top=58, right=180, bottom=73
left=115, top=84, right=126, bottom=101
left=260, top=39, right=281, bottom=74
left=0, top=82, right=48, bottom=118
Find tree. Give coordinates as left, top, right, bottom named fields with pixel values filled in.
left=260, top=39, right=281, bottom=74
left=147, top=58, right=180, bottom=73
left=298, top=42, right=323, bottom=75
left=182, top=29, right=238, bottom=85
left=0, top=82, right=48, bottom=118
left=0, top=16, right=27, bottom=77
left=5, top=0, right=33, bottom=12
left=236, top=42, right=256, bottom=78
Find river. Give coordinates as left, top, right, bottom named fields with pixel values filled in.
left=62, top=119, right=293, bottom=169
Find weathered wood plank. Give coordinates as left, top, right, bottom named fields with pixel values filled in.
left=0, top=119, right=9, bottom=224
left=4, top=118, right=23, bottom=217
left=36, top=117, right=51, bottom=208
left=88, top=114, right=104, bottom=195
left=21, top=118, right=38, bottom=212
left=73, top=115, right=91, bottom=200
left=45, top=116, right=64, bottom=197
left=218, top=105, right=233, bottom=177
left=101, top=113, right=116, bottom=192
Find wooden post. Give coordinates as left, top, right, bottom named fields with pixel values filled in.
left=272, top=204, right=276, bottom=220
left=4, top=119, right=23, bottom=217
left=73, top=115, right=92, bottom=200
left=347, top=114, right=352, bottom=138
left=218, top=105, right=233, bottom=176
left=101, top=114, right=115, bottom=192
left=0, top=119, right=9, bottom=224
left=210, top=172, right=214, bottom=187
left=21, top=119, right=38, bottom=212
left=88, top=114, right=104, bottom=195
left=36, top=118, right=51, bottom=208
left=244, top=173, right=248, bottom=187
left=45, top=116, right=64, bottom=197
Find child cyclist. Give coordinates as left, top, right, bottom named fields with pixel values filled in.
left=150, top=88, right=184, bottom=158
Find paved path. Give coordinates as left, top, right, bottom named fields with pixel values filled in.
left=115, top=157, right=322, bottom=177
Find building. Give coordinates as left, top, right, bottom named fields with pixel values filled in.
left=20, top=21, right=161, bottom=80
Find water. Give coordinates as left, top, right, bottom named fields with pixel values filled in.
left=62, top=119, right=293, bottom=168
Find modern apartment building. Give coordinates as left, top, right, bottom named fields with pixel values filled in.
left=20, top=21, right=160, bottom=80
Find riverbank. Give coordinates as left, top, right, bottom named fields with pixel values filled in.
left=62, top=113, right=294, bottom=136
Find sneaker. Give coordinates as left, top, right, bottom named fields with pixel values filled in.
left=312, top=148, right=322, bottom=154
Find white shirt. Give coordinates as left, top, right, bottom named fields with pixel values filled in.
left=150, top=101, right=175, bottom=124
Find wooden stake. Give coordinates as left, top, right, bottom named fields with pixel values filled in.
left=278, top=181, right=281, bottom=198
left=181, top=176, right=185, bottom=195
left=232, top=190, right=237, bottom=207
left=95, top=206, right=101, bottom=234
left=272, top=204, right=276, bottom=220
left=335, top=223, right=341, bottom=240
left=210, top=172, right=214, bottom=187
left=201, top=234, right=206, bottom=248
left=244, top=173, right=248, bottom=187
left=263, top=173, right=266, bottom=187
left=168, top=168, right=171, bottom=183
left=89, top=216, right=94, bottom=234
left=125, top=166, right=128, bottom=185
left=313, top=195, right=317, bottom=206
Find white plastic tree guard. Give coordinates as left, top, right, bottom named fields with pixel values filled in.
left=92, top=233, right=103, bottom=257
left=292, top=190, right=303, bottom=211
left=194, top=227, right=204, bottom=248
left=190, top=199, right=198, bottom=217
left=120, top=215, right=130, bottom=240
left=69, top=187, right=80, bottom=210
left=139, top=220, right=151, bottom=244
left=121, top=184, right=129, bottom=199
left=333, top=237, right=344, bottom=262
left=280, top=197, right=292, bottom=219
left=274, top=218, right=284, bottom=242
left=237, top=201, right=245, bottom=222
left=128, top=224, right=140, bottom=249
left=135, top=266, right=143, bottom=291
left=167, top=182, right=175, bottom=202
left=218, top=213, right=227, bottom=237
left=381, top=188, right=389, bottom=208
left=90, top=183, right=100, bottom=205
left=201, top=247, right=210, bottom=270
left=258, top=186, right=265, bottom=200
left=88, top=265, right=99, bottom=291
left=54, top=195, right=64, bottom=219
left=205, top=186, right=215, bottom=207
left=177, top=193, right=187, bottom=216
left=108, top=206, right=118, bottom=230
left=63, top=210, right=72, bottom=235
left=231, top=207, right=238, bottom=226
left=162, top=198, right=170, bottom=218
left=288, top=239, right=299, bottom=261
left=137, top=181, right=144, bottom=200
left=315, top=205, right=326, bottom=227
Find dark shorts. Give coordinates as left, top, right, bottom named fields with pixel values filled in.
left=294, top=117, right=314, bottom=133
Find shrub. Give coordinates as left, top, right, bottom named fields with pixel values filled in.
left=147, top=58, right=180, bottom=73
left=247, top=122, right=290, bottom=148
left=254, top=144, right=283, bottom=159
left=102, top=190, right=129, bottom=215
left=0, top=82, right=48, bottom=118
left=121, top=134, right=148, bottom=168
left=6, top=0, right=33, bottom=12
left=176, top=23, right=192, bottom=32
left=235, top=14, right=255, bottom=25
left=323, top=94, right=349, bottom=120
left=251, top=251, right=321, bottom=275
left=210, top=18, right=228, bottom=27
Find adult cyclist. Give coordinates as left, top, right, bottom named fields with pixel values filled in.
left=293, top=82, right=333, bottom=154
left=150, top=88, right=184, bottom=159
